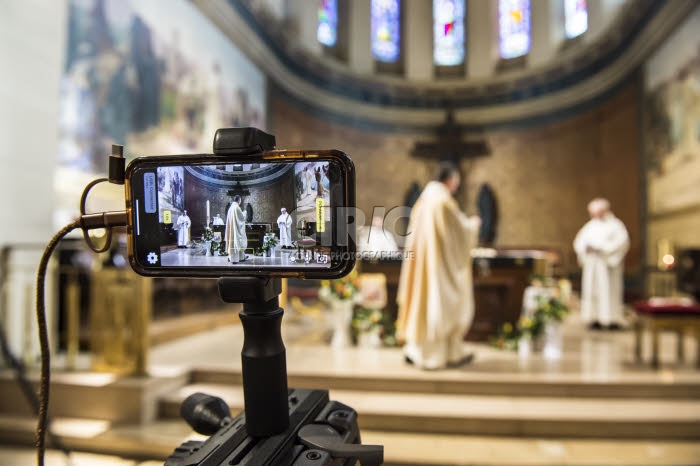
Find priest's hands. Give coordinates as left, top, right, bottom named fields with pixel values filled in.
left=468, top=215, right=482, bottom=229
left=586, top=245, right=602, bottom=255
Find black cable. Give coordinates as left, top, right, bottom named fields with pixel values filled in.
left=35, top=145, right=126, bottom=464
left=36, top=220, right=79, bottom=466
left=36, top=171, right=128, bottom=465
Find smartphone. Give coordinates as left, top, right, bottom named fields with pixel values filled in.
left=124, top=150, right=355, bottom=279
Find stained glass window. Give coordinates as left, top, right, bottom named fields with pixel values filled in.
left=317, top=0, right=338, bottom=47
left=433, top=0, right=465, bottom=66
left=498, top=0, right=531, bottom=59
left=565, top=0, right=588, bottom=38
left=371, top=0, right=401, bottom=63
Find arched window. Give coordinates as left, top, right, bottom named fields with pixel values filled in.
left=433, top=0, right=465, bottom=66
left=565, top=0, right=588, bottom=38
left=498, top=0, right=531, bottom=59
left=317, top=0, right=338, bottom=47
left=371, top=0, right=401, bottom=63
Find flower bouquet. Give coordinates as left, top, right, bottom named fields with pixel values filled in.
left=199, top=226, right=226, bottom=256
left=259, top=233, right=279, bottom=257
left=351, top=307, right=384, bottom=348
left=319, top=268, right=360, bottom=348
left=319, top=268, right=360, bottom=302
left=492, top=296, right=569, bottom=353
left=202, top=226, right=214, bottom=242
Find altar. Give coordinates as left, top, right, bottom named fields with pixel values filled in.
left=211, top=223, right=271, bottom=255
left=467, top=249, right=557, bottom=340
left=360, top=248, right=558, bottom=342
left=243, top=223, right=271, bottom=254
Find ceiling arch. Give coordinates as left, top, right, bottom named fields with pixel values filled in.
left=191, top=0, right=696, bottom=130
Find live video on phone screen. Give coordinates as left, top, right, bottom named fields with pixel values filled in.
left=135, top=161, right=334, bottom=269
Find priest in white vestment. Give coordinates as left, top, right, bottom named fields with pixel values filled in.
left=397, top=163, right=480, bottom=370
left=176, top=210, right=191, bottom=247
left=573, top=198, right=629, bottom=330
left=277, top=207, right=293, bottom=248
left=225, top=195, right=248, bottom=263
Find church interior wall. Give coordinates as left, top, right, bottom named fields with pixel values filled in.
left=470, top=83, right=642, bottom=273
left=643, top=4, right=700, bottom=269
left=268, top=82, right=642, bottom=275
left=183, top=171, right=295, bottom=238
left=0, top=0, right=66, bottom=247
left=0, top=0, right=68, bottom=359
left=648, top=211, right=700, bottom=267
left=243, top=173, right=295, bottom=227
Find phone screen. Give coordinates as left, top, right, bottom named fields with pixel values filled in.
left=126, top=152, right=354, bottom=277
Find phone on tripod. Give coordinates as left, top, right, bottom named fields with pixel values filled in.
left=122, top=129, right=382, bottom=464
left=124, top=149, right=356, bottom=279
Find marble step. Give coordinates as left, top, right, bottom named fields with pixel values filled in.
left=0, top=415, right=185, bottom=461
left=0, top=370, right=188, bottom=422
left=189, top=365, right=700, bottom=400
left=158, top=383, right=700, bottom=440
left=2, top=415, right=700, bottom=466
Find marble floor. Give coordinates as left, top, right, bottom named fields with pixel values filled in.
left=147, top=305, right=700, bottom=383
left=145, top=306, right=700, bottom=464
left=2, top=304, right=700, bottom=465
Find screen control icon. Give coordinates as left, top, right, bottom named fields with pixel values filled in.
left=146, top=252, right=159, bottom=265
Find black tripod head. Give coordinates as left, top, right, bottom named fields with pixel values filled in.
left=164, top=128, right=383, bottom=465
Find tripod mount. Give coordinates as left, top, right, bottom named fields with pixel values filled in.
left=164, top=128, right=383, bottom=465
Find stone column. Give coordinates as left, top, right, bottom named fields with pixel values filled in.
left=530, top=0, right=555, bottom=66
left=467, top=0, right=497, bottom=78
left=586, top=0, right=604, bottom=41
left=0, top=0, right=66, bottom=365
left=348, top=0, right=373, bottom=74
left=404, top=0, right=433, bottom=80
left=288, top=0, right=322, bottom=56
left=550, top=0, right=566, bottom=44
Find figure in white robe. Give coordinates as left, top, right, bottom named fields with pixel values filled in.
left=212, top=214, right=224, bottom=226
left=397, top=163, right=480, bottom=370
left=573, top=198, right=630, bottom=329
left=225, top=196, right=248, bottom=263
left=176, top=211, right=191, bottom=247
left=277, top=208, right=293, bottom=248
left=303, top=166, right=314, bottom=196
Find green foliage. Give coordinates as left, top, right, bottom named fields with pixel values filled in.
left=320, top=268, right=360, bottom=301
left=201, top=227, right=214, bottom=242
left=490, top=321, right=521, bottom=350
left=262, top=234, right=279, bottom=252
left=351, top=307, right=397, bottom=347
left=491, top=296, right=570, bottom=350
left=535, top=295, right=569, bottom=323
left=197, top=227, right=226, bottom=255
left=352, top=307, right=384, bottom=332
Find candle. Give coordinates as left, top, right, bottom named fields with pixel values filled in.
left=206, top=200, right=210, bottom=217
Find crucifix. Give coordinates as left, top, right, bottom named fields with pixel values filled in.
left=227, top=181, right=253, bottom=223
left=411, top=109, right=490, bottom=205
left=227, top=181, right=251, bottom=199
